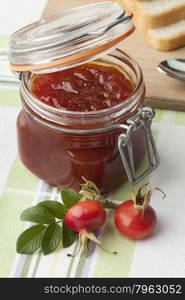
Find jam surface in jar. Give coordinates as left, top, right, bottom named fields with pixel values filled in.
left=31, top=63, right=134, bottom=112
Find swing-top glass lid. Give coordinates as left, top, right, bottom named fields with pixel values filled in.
left=8, top=2, right=134, bottom=73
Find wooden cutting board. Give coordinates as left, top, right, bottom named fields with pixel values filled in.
left=43, top=0, right=185, bottom=111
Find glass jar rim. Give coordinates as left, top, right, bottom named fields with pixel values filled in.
left=21, top=50, right=143, bottom=119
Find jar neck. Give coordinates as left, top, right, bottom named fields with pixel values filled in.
left=20, top=50, right=145, bottom=130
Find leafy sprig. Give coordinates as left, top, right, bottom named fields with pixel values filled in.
left=16, top=189, right=80, bottom=255
left=16, top=179, right=118, bottom=256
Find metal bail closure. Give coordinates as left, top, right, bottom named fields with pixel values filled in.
left=118, top=107, right=159, bottom=185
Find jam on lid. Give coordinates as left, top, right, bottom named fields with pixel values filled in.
left=8, top=2, right=134, bottom=74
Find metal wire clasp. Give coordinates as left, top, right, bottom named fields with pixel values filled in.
left=118, top=107, right=159, bottom=185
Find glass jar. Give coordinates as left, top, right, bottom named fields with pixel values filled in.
left=8, top=2, right=159, bottom=193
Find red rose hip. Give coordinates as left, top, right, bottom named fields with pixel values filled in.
left=65, top=200, right=106, bottom=232
left=114, top=200, right=157, bottom=240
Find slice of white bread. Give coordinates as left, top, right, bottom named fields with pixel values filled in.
left=145, top=19, right=185, bottom=51
left=114, top=0, right=185, bottom=51
left=116, top=0, right=185, bottom=28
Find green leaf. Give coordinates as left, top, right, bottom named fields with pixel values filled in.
left=16, top=225, right=46, bottom=254
left=38, top=200, right=65, bottom=219
left=41, top=223, right=62, bottom=255
left=62, top=222, right=77, bottom=248
left=20, top=205, right=55, bottom=224
left=61, top=189, right=81, bottom=209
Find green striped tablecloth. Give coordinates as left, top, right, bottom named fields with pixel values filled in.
left=1, top=1, right=185, bottom=278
